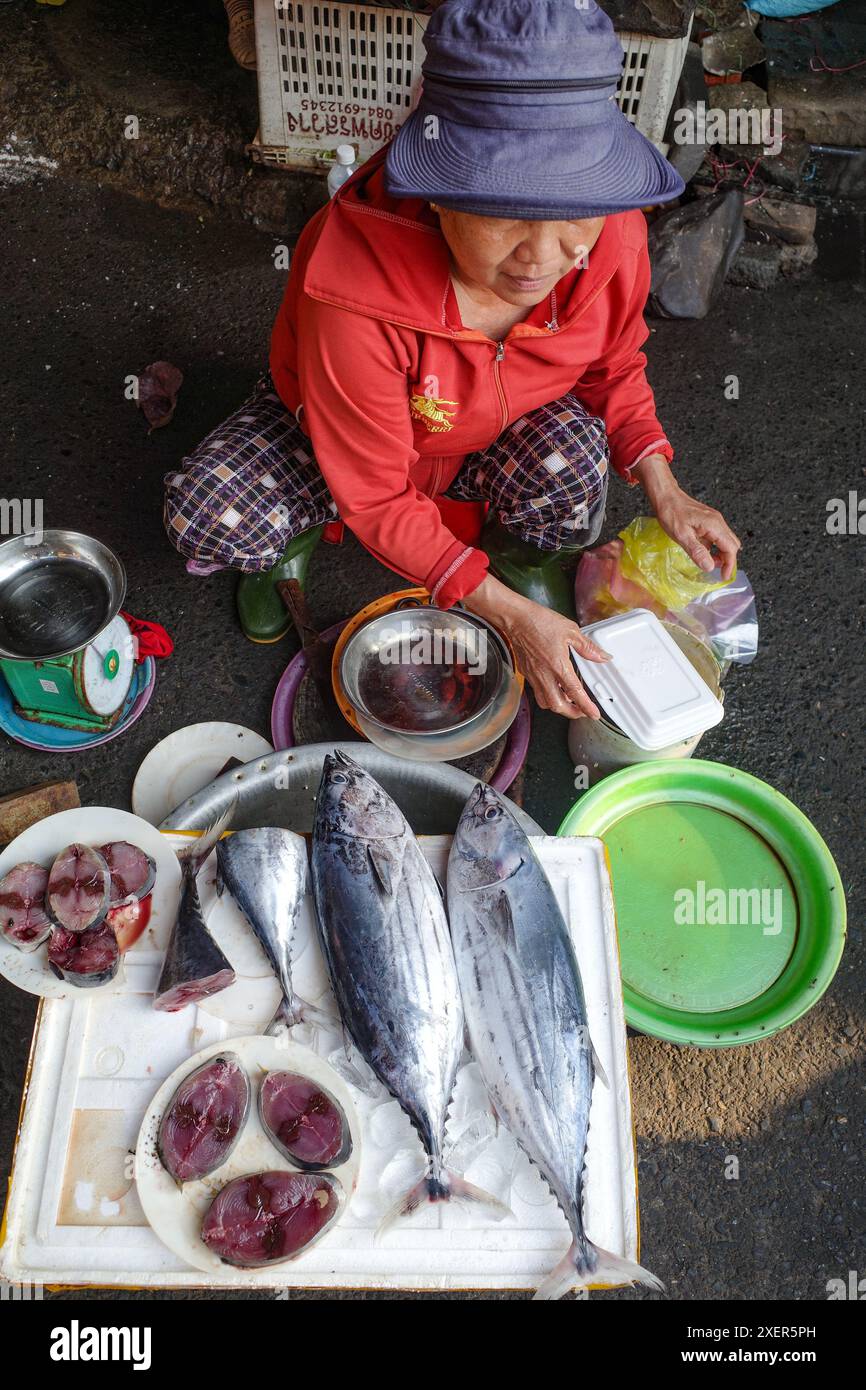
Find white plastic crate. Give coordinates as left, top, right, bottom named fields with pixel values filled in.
left=618, top=27, right=693, bottom=155
left=249, top=1, right=689, bottom=169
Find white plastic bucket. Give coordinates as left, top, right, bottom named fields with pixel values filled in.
left=569, top=623, right=724, bottom=786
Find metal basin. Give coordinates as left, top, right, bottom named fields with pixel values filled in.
left=0, top=530, right=126, bottom=660
left=340, top=607, right=503, bottom=736
left=160, top=741, right=543, bottom=837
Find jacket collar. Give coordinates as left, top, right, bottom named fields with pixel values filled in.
left=302, top=146, right=627, bottom=339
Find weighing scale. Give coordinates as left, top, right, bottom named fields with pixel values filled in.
left=0, top=530, right=135, bottom=733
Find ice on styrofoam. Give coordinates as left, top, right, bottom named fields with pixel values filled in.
left=0, top=836, right=640, bottom=1292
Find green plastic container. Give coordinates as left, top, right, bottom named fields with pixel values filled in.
left=558, top=759, right=846, bottom=1047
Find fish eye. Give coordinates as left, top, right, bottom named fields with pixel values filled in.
left=331, top=773, right=348, bottom=784
left=483, top=806, right=500, bottom=821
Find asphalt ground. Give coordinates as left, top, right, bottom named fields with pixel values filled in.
left=0, top=157, right=863, bottom=1301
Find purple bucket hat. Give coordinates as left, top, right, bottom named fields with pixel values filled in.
left=385, top=0, right=684, bottom=219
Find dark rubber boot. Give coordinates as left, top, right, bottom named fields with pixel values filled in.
left=235, top=525, right=324, bottom=643
left=481, top=518, right=580, bottom=619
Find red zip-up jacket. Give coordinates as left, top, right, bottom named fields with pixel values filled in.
left=270, top=146, right=672, bottom=608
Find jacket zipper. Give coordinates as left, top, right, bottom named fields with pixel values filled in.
left=493, top=340, right=508, bottom=433
left=424, top=72, right=621, bottom=92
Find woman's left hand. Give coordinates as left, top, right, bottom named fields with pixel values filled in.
left=633, top=455, right=741, bottom=581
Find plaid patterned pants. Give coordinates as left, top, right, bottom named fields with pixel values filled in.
left=164, top=375, right=609, bottom=573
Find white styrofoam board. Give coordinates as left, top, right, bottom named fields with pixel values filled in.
left=0, top=835, right=639, bottom=1292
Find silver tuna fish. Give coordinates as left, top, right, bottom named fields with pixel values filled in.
left=447, top=783, right=663, bottom=1301
left=215, top=827, right=326, bottom=1030
left=311, top=750, right=505, bottom=1227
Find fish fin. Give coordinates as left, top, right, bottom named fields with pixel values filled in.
left=532, top=1240, right=664, bottom=1301
left=377, top=1165, right=512, bottom=1237
left=490, top=890, right=518, bottom=950
left=176, top=797, right=238, bottom=872
left=590, top=1039, right=610, bottom=1090
left=265, top=993, right=339, bottom=1036
left=366, top=843, right=395, bottom=896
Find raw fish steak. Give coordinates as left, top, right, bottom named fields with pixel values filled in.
left=157, top=1053, right=250, bottom=1184
left=201, top=1171, right=343, bottom=1267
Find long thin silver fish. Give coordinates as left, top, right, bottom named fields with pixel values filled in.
left=311, top=750, right=506, bottom=1228
left=215, top=826, right=326, bottom=1030
left=447, top=783, right=663, bottom=1301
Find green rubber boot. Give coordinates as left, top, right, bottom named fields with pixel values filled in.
left=236, top=525, right=325, bottom=643
left=481, top=518, right=580, bottom=619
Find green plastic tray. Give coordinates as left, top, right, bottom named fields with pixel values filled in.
left=558, top=760, right=846, bottom=1047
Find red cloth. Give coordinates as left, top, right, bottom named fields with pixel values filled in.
left=121, top=612, right=174, bottom=660
left=270, top=146, right=672, bottom=608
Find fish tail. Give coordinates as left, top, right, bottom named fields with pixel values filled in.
left=376, top=1160, right=512, bottom=1237
left=176, top=797, right=238, bottom=873
left=533, top=1238, right=664, bottom=1301
left=264, top=993, right=337, bottom=1035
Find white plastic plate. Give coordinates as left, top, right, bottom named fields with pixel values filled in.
left=136, top=1035, right=361, bottom=1277
left=132, top=723, right=274, bottom=826
left=571, top=607, right=724, bottom=750
left=0, top=808, right=181, bottom=1000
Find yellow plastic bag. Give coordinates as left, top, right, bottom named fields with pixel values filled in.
left=617, top=517, right=733, bottom=612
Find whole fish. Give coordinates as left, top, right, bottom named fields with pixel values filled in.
left=154, top=804, right=236, bottom=1013
left=311, top=750, right=503, bottom=1226
left=215, top=826, right=322, bottom=1029
left=447, top=784, right=663, bottom=1301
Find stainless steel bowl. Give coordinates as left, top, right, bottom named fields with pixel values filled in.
left=0, top=530, right=126, bottom=661
left=159, top=742, right=543, bottom=837
left=339, top=607, right=503, bottom=736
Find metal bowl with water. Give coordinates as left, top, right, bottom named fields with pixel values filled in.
left=339, top=607, right=504, bottom=737
left=0, top=531, right=126, bottom=661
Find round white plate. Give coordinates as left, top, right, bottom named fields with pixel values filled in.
left=135, top=1035, right=361, bottom=1276
left=132, top=723, right=273, bottom=826
left=0, top=808, right=181, bottom=999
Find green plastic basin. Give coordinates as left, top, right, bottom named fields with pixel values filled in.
left=557, top=759, right=846, bottom=1047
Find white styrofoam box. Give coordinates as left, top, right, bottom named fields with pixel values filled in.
left=0, top=835, right=643, bottom=1293
left=572, top=608, right=724, bottom=752
left=250, top=2, right=691, bottom=168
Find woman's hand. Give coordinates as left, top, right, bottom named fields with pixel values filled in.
left=633, top=454, right=741, bottom=580
left=463, top=575, right=609, bottom=720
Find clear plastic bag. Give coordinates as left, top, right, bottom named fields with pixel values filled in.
left=574, top=517, right=758, bottom=665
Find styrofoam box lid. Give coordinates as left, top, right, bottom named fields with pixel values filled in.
left=570, top=608, right=724, bottom=751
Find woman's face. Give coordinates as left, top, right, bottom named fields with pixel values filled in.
left=435, top=208, right=606, bottom=307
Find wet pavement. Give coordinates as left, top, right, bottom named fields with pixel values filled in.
left=1, top=161, right=864, bottom=1299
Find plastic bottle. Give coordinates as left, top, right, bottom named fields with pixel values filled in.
left=327, top=145, right=357, bottom=197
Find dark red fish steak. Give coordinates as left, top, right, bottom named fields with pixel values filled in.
left=201, top=1171, right=343, bottom=1267
left=259, top=1071, right=352, bottom=1170
left=0, top=862, right=52, bottom=952
left=100, top=841, right=157, bottom=906
left=157, top=1053, right=250, bottom=1184
left=47, top=844, right=110, bottom=932
left=48, top=920, right=120, bottom=987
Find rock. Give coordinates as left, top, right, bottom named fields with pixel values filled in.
left=664, top=43, right=710, bottom=185
left=648, top=189, right=745, bottom=318
left=751, top=139, right=812, bottom=195
left=702, top=19, right=764, bottom=78
left=728, top=237, right=817, bottom=290
left=768, top=75, right=866, bottom=148
left=744, top=196, right=817, bottom=246
left=597, top=0, right=696, bottom=40
left=708, top=82, right=775, bottom=155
